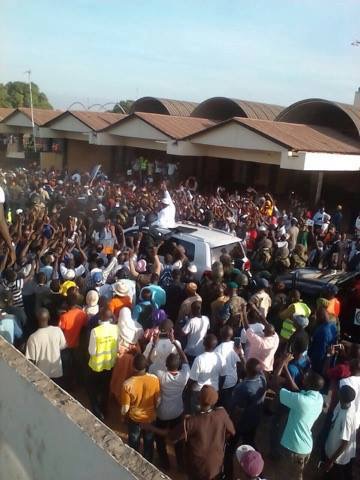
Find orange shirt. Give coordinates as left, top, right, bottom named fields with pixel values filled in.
left=327, top=298, right=341, bottom=318
left=121, top=373, right=160, bottom=423
left=108, top=296, right=132, bottom=318
left=59, top=308, right=88, bottom=348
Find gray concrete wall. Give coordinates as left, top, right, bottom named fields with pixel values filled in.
left=0, top=337, right=168, bottom=480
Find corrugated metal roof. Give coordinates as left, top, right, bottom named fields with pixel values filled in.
left=135, top=112, right=215, bottom=138
left=68, top=111, right=126, bottom=131
left=43, top=110, right=127, bottom=131
left=191, top=97, right=284, bottom=121
left=17, top=108, right=63, bottom=126
left=130, top=97, right=198, bottom=116
left=233, top=117, right=360, bottom=154
left=0, top=108, right=15, bottom=121
left=102, top=112, right=215, bottom=139
left=276, top=98, right=360, bottom=138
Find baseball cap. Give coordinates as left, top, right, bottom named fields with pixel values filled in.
left=236, top=445, right=264, bottom=477
left=92, top=271, right=103, bottom=285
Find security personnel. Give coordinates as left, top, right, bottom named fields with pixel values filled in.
left=88, top=308, right=119, bottom=420
left=279, top=290, right=311, bottom=341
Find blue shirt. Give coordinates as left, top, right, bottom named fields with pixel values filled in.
left=288, top=356, right=310, bottom=388
left=280, top=388, right=323, bottom=454
left=230, top=374, right=267, bottom=433
left=147, top=284, right=166, bottom=308
left=308, top=322, right=337, bottom=373
left=132, top=301, right=152, bottom=322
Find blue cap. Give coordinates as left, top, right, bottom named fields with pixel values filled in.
left=92, top=271, right=103, bottom=285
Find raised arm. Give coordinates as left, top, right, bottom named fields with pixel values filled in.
left=0, top=204, right=16, bottom=265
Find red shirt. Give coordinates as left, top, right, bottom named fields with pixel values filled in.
left=59, top=307, right=87, bottom=348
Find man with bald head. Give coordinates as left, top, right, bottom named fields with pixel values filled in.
left=26, top=308, right=67, bottom=381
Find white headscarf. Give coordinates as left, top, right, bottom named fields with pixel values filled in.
left=118, top=307, right=143, bottom=345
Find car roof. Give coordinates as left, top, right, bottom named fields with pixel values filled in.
left=169, top=223, right=241, bottom=248
left=142, top=223, right=241, bottom=248
left=279, top=268, right=359, bottom=286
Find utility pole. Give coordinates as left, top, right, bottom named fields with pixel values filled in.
left=24, top=69, right=36, bottom=152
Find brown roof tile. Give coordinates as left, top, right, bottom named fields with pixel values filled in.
left=0, top=108, right=15, bottom=121
left=43, top=110, right=127, bottom=131
left=103, top=112, right=215, bottom=139
left=18, top=108, right=63, bottom=126
left=69, top=111, right=127, bottom=131
left=134, top=112, right=215, bottom=139
left=233, top=117, right=360, bottom=154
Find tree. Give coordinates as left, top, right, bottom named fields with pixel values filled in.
left=0, top=81, right=52, bottom=109
left=112, top=100, right=134, bottom=114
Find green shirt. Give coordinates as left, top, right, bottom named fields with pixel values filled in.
left=280, top=388, right=323, bottom=454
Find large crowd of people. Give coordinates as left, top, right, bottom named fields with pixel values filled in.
left=0, top=164, right=359, bottom=480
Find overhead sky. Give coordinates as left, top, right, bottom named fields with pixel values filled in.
left=1, top=0, right=360, bottom=109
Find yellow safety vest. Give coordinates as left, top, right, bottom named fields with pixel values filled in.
left=280, top=302, right=311, bottom=340
left=88, top=323, right=118, bottom=373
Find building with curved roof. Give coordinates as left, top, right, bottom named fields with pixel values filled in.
left=191, top=96, right=284, bottom=121
left=130, top=97, right=198, bottom=116
left=276, top=98, right=360, bottom=138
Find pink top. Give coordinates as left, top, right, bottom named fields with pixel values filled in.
left=246, top=328, right=279, bottom=372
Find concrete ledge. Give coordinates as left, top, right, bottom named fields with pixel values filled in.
left=0, top=337, right=169, bottom=480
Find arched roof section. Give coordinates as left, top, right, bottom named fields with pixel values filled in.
left=276, top=98, right=360, bottom=138
left=191, top=97, right=284, bottom=121
left=130, top=97, right=198, bottom=116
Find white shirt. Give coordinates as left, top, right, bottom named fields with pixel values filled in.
left=0, top=186, right=5, bottom=203
left=156, top=204, right=176, bottom=229
left=144, top=338, right=182, bottom=374
left=60, top=263, right=86, bottom=279
left=182, top=315, right=210, bottom=357
left=190, top=351, right=222, bottom=391
left=340, top=376, right=360, bottom=428
left=215, top=341, right=241, bottom=389
left=325, top=402, right=357, bottom=465
left=155, top=190, right=176, bottom=228
left=155, top=364, right=190, bottom=420
left=26, top=326, right=67, bottom=378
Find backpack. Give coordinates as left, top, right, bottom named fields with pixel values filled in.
left=159, top=265, right=173, bottom=288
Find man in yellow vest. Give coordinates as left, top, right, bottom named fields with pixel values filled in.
left=88, top=308, right=119, bottom=420
left=279, top=290, right=311, bottom=341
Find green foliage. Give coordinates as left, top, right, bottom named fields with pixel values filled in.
left=0, top=81, right=52, bottom=109
left=112, top=100, right=134, bottom=114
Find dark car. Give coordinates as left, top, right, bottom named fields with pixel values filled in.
left=276, top=268, right=360, bottom=341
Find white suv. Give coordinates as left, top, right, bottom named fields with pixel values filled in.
left=125, top=223, right=250, bottom=280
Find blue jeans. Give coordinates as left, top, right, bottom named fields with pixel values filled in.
left=127, top=419, right=154, bottom=462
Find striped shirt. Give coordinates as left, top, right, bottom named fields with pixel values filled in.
left=0, top=278, right=24, bottom=308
